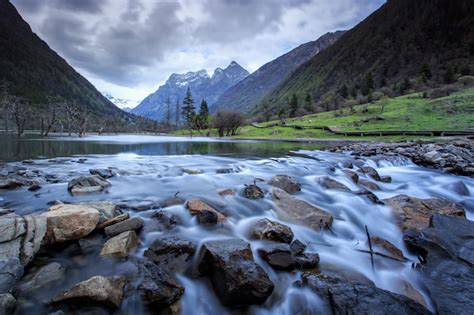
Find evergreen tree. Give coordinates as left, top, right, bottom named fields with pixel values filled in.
left=181, top=87, right=195, bottom=135
left=399, top=78, right=411, bottom=94
left=303, top=93, right=312, bottom=112
left=443, top=67, right=455, bottom=84
left=339, top=84, right=349, bottom=99
left=199, top=99, right=209, bottom=117
left=289, top=93, right=299, bottom=118
left=349, top=85, right=358, bottom=99
left=165, top=97, right=171, bottom=129
left=420, top=63, right=432, bottom=82
left=175, top=98, right=180, bottom=128
left=197, top=99, right=209, bottom=130
left=361, top=73, right=374, bottom=96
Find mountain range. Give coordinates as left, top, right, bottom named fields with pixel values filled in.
left=211, top=31, right=345, bottom=114
left=132, top=62, right=249, bottom=121
left=266, top=0, right=474, bottom=107
left=0, top=0, right=131, bottom=122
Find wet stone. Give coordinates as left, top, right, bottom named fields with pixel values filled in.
left=144, top=235, right=196, bottom=272
left=250, top=218, right=294, bottom=244
left=244, top=184, right=265, bottom=199
left=258, top=243, right=296, bottom=271
left=104, top=217, right=143, bottom=237
left=268, top=175, right=301, bottom=194
left=89, top=168, right=117, bottom=179
left=152, top=211, right=180, bottom=229
left=318, top=177, right=351, bottom=192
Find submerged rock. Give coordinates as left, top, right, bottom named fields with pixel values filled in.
left=152, top=211, right=180, bottom=229
left=144, top=235, right=196, bottom=272
left=186, top=199, right=226, bottom=221
left=268, top=175, right=301, bottom=194
left=294, top=252, right=319, bottom=269
left=272, top=187, right=333, bottom=231
left=195, top=238, right=274, bottom=307
left=100, top=231, right=138, bottom=258
left=343, top=169, right=359, bottom=183
left=300, top=273, right=430, bottom=314
left=318, top=177, right=351, bottom=192
left=290, top=239, right=306, bottom=256
left=244, top=184, right=265, bottom=199
left=67, top=175, right=111, bottom=195
left=104, top=217, right=143, bottom=237
left=51, top=275, right=126, bottom=310
left=358, top=166, right=382, bottom=181
left=258, top=243, right=295, bottom=271
left=358, top=178, right=380, bottom=191
left=0, top=258, right=23, bottom=294
left=369, top=236, right=404, bottom=261
left=18, top=262, right=65, bottom=294
left=218, top=188, right=236, bottom=197
left=383, top=195, right=465, bottom=231
left=0, top=179, right=24, bottom=190
left=250, top=218, right=294, bottom=244
left=404, top=214, right=474, bottom=314
left=45, top=204, right=100, bottom=244
left=89, top=168, right=117, bottom=179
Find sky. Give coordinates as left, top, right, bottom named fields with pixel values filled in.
left=12, top=0, right=385, bottom=108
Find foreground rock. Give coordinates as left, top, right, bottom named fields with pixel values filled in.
left=186, top=199, right=226, bottom=221
left=0, top=293, right=16, bottom=315
left=258, top=243, right=295, bottom=270
left=104, top=217, right=143, bottom=237
left=132, top=258, right=184, bottom=309
left=300, top=273, right=430, bottom=314
left=250, top=218, right=294, bottom=244
left=97, top=213, right=129, bottom=230
left=383, top=195, right=465, bottom=231
left=45, top=204, right=100, bottom=243
left=0, top=258, right=23, bottom=294
left=67, top=175, right=111, bottom=194
left=100, top=231, right=138, bottom=258
left=272, top=187, right=333, bottom=231
left=79, top=201, right=119, bottom=224
left=0, top=210, right=46, bottom=266
left=268, top=175, right=301, bottom=194
left=18, top=262, right=65, bottom=294
left=52, top=275, right=126, bottom=310
left=89, top=168, right=117, bottom=178
left=195, top=238, right=274, bottom=307
left=144, top=235, right=196, bottom=272
left=404, top=214, right=474, bottom=314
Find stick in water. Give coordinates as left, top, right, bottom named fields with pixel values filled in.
left=365, top=225, right=375, bottom=271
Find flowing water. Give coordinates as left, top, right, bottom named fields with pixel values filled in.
left=1, top=134, right=473, bottom=314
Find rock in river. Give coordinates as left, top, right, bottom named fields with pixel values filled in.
left=100, top=231, right=138, bottom=258
left=0, top=258, right=23, bottom=294
left=272, top=187, right=333, bottom=231
left=195, top=238, right=274, bottom=307
left=0, top=293, right=16, bottom=315
left=67, top=175, right=111, bottom=195
left=45, top=204, right=100, bottom=244
left=144, top=235, right=196, bottom=272
left=244, top=184, right=264, bottom=199
left=104, top=217, right=143, bottom=237
left=268, top=175, right=301, bottom=194
left=258, top=243, right=296, bottom=271
left=186, top=199, right=226, bottom=221
left=250, top=218, right=294, bottom=244
left=383, top=195, right=465, bottom=231
left=318, top=177, right=351, bottom=192
left=52, top=275, right=126, bottom=310
left=300, top=273, right=430, bottom=314
left=89, top=168, right=117, bottom=178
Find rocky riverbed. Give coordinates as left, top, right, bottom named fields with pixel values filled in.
left=0, top=144, right=473, bottom=314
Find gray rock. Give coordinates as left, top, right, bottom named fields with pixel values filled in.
left=290, top=239, right=306, bottom=255
left=0, top=258, right=23, bottom=294
left=258, top=243, right=296, bottom=271
left=51, top=275, right=126, bottom=310
left=144, top=235, right=196, bottom=272
left=67, top=175, right=111, bottom=195
left=244, top=184, right=264, bottom=199
left=89, top=168, right=117, bottom=179
left=359, top=166, right=382, bottom=181
left=152, top=211, right=180, bottom=229
left=79, top=201, right=118, bottom=223
left=100, top=231, right=138, bottom=258
left=104, top=217, right=143, bottom=237
left=343, top=169, right=359, bottom=183
left=0, top=213, right=25, bottom=243
left=318, top=177, right=351, bottom=192
left=300, top=273, right=430, bottom=314
left=0, top=293, right=16, bottom=315
left=268, top=175, right=301, bottom=194
left=250, top=218, right=294, bottom=244
left=18, top=262, right=65, bottom=294
left=272, top=187, right=333, bottom=231
left=195, top=238, right=274, bottom=307
left=20, top=214, right=47, bottom=265
left=294, top=253, right=319, bottom=269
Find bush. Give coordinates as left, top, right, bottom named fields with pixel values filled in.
left=427, top=85, right=458, bottom=99
left=371, top=91, right=385, bottom=102
left=457, top=75, right=474, bottom=87
left=213, top=111, right=245, bottom=137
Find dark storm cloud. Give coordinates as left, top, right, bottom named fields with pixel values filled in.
left=10, top=0, right=386, bottom=89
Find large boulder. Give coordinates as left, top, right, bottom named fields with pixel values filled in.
left=186, top=199, right=225, bottom=221
left=45, top=204, right=100, bottom=243
left=258, top=243, right=295, bottom=271
left=79, top=201, right=118, bottom=224
left=272, top=187, right=333, bottom=231
left=21, top=214, right=47, bottom=265
left=404, top=214, right=474, bottom=314
left=18, top=262, right=65, bottom=294
left=195, top=238, right=274, bottom=307
left=51, top=275, right=126, bottom=310
left=100, top=231, right=138, bottom=258
left=132, top=258, right=184, bottom=309
left=383, top=195, right=465, bottom=231
left=0, top=258, right=23, bottom=294
left=104, top=217, right=143, bottom=237
left=300, top=273, right=430, bottom=314
left=144, top=235, right=196, bottom=272
left=250, top=218, right=294, bottom=244
left=268, top=175, right=301, bottom=194
left=67, top=175, right=111, bottom=195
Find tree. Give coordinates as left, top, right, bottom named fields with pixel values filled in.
left=379, top=96, right=390, bottom=115
left=181, top=87, right=195, bottom=137
left=8, top=97, right=30, bottom=138
left=165, top=97, right=172, bottom=130
left=350, top=85, right=358, bottom=99
left=213, top=111, right=245, bottom=137
left=0, top=80, right=11, bottom=133
left=361, top=73, right=374, bottom=96
left=261, top=101, right=272, bottom=122
left=277, top=106, right=286, bottom=124
left=289, top=94, right=299, bottom=118
left=420, top=63, right=432, bottom=83
left=175, top=98, right=180, bottom=128
left=196, top=99, right=209, bottom=130
left=339, top=84, right=349, bottom=99
left=443, top=67, right=455, bottom=84
left=303, top=93, right=313, bottom=112
left=399, top=78, right=411, bottom=94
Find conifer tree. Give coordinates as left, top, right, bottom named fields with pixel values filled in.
left=181, top=87, right=195, bottom=136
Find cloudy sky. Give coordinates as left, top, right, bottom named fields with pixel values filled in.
left=12, top=0, right=385, bottom=108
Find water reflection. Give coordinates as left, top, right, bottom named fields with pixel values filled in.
left=0, top=134, right=324, bottom=162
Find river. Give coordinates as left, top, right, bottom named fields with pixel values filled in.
left=1, top=134, right=473, bottom=314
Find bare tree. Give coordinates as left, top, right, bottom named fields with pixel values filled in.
left=8, top=97, right=30, bottom=137
left=213, top=111, right=245, bottom=137
left=0, top=80, right=12, bottom=133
